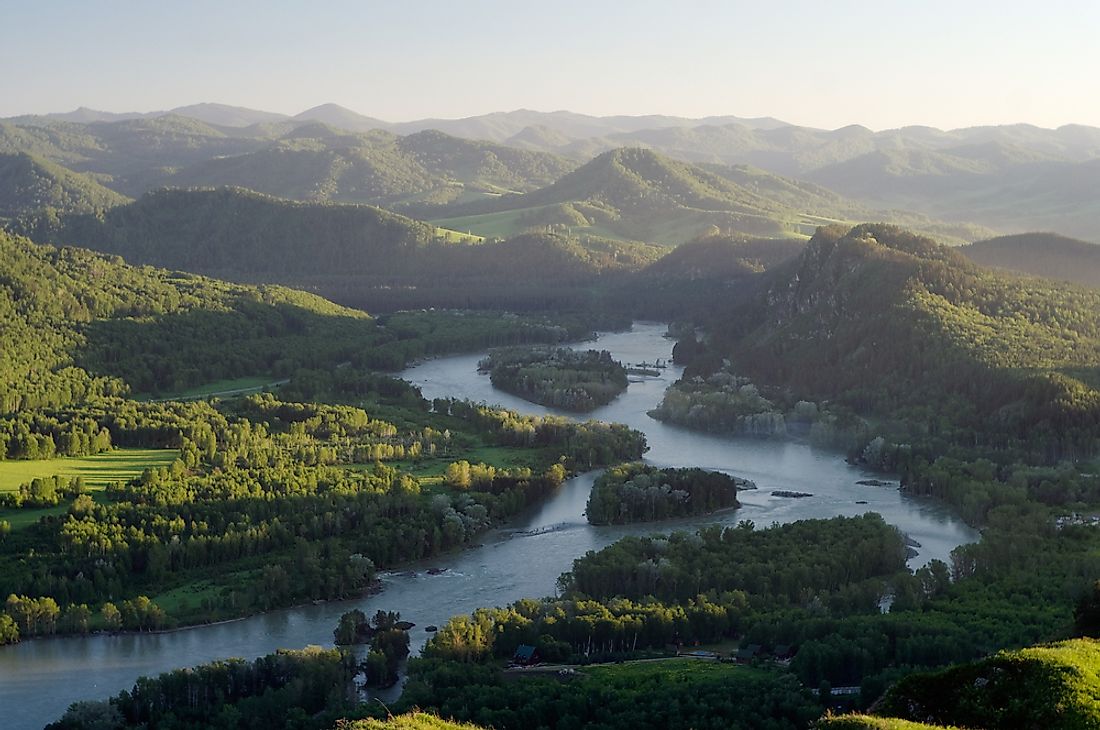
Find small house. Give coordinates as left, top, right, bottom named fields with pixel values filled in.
left=734, top=644, right=761, bottom=663
left=773, top=644, right=796, bottom=662
left=512, top=644, right=539, bottom=666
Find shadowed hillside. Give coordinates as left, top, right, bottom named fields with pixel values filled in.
left=686, top=223, right=1100, bottom=461
left=959, top=232, right=1100, bottom=288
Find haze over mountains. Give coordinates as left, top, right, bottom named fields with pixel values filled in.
left=4, top=102, right=1099, bottom=243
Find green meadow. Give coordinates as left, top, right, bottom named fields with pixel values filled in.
left=0, top=448, right=178, bottom=492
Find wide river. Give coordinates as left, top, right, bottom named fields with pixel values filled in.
left=0, top=322, right=978, bottom=729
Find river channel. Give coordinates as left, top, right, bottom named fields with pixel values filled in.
left=0, top=322, right=978, bottom=728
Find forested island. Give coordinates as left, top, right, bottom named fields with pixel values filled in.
left=479, top=346, right=628, bottom=411
left=585, top=462, right=746, bottom=524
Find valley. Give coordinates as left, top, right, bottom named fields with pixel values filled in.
left=5, top=17, right=1100, bottom=727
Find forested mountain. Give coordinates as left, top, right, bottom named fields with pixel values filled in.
left=427, top=147, right=860, bottom=244
left=605, top=234, right=805, bottom=318
left=959, top=232, right=1100, bottom=289
left=18, top=187, right=661, bottom=310
left=6, top=108, right=1100, bottom=240
left=16, top=103, right=290, bottom=127
left=520, top=120, right=1100, bottom=175
left=808, top=151, right=1100, bottom=240
left=0, top=152, right=129, bottom=218
left=0, top=116, right=274, bottom=193
left=20, top=187, right=440, bottom=278
left=156, top=127, right=576, bottom=207
left=0, top=226, right=387, bottom=408
left=687, top=223, right=1100, bottom=461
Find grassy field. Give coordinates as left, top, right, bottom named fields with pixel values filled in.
left=581, top=657, right=766, bottom=683
left=138, top=375, right=282, bottom=401
left=0, top=448, right=178, bottom=531
left=0, top=448, right=179, bottom=492
left=349, top=444, right=559, bottom=486
left=817, top=717, right=951, bottom=730
left=430, top=209, right=532, bottom=239
left=1, top=504, right=68, bottom=530
left=152, top=570, right=253, bottom=620
left=434, top=226, right=485, bottom=243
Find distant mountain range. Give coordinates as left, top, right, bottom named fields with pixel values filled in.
left=3, top=102, right=1100, bottom=242
left=419, top=147, right=988, bottom=245
left=154, top=127, right=576, bottom=208
left=9, top=103, right=790, bottom=139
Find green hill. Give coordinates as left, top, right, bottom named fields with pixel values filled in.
left=150, top=127, right=576, bottom=207
left=959, top=232, right=1100, bottom=289
left=859, top=639, right=1100, bottom=730
left=19, top=186, right=441, bottom=278
left=0, top=152, right=129, bottom=218
left=606, top=234, right=806, bottom=318
left=641, top=233, right=806, bottom=279
left=0, top=226, right=390, bottom=407
left=17, top=187, right=661, bottom=311
left=430, top=147, right=855, bottom=244
left=692, top=223, right=1100, bottom=458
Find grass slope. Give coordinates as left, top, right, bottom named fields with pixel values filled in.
left=818, top=717, right=956, bottom=730
left=866, top=639, right=1100, bottom=730
left=348, top=714, right=484, bottom=730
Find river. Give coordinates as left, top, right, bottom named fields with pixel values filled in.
left=0, top=322, right=978, bottom=729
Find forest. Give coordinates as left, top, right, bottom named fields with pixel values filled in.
left=0, top=231, right=648, bottom=644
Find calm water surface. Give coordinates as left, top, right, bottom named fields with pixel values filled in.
left=0, top=322, right=977, bottom=728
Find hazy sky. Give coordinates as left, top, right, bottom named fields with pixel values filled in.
left=3, top=0, right=1098, bottom=130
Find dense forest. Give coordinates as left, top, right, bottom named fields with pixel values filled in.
left=585, top=463, right=745, bottom=524
left=16, top=188, right=666, bottom=311
left=480, top=346, right=628, bottom=411
left=45, top=645, right=357, bottom=730
left=0, top=230, right=648, bottom=643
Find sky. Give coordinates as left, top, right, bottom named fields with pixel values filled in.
left=2, top=0, right=1098, bottom=131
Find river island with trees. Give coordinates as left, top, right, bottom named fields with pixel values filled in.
left=585, top=462, right=747, bottom=524
left=479, top=347, right=628, bottom=412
